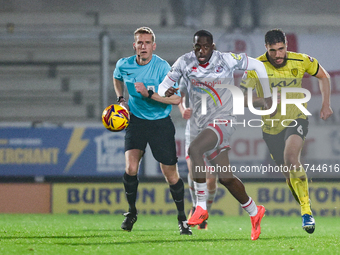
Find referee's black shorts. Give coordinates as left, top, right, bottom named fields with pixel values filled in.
left=125, top=114, right=178, bottom=165
left=263, top=118, right=309, bottom=166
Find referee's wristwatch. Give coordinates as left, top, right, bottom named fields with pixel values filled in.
left=117, top=96, right=125, bottom=103
left=148, top=90, right=154, bottom=98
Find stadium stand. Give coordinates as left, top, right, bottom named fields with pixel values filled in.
left=0, top=0, right=339, bottom=123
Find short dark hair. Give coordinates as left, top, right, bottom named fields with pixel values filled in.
left=193, top=30, right=213, bottom=44
left=265, top=29, right=286, bottom=45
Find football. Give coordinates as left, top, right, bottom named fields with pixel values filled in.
left=102, top=104, right=129, bottom=132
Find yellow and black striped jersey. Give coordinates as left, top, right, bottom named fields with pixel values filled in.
left=241, top=51, right=319, bottom=135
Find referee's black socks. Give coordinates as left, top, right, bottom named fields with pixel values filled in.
left=123, top=172, right=139, bottom=215
left=169, top=178, right=186, bottom=221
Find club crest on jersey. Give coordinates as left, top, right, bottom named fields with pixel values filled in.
left=191, top=66, right=198, bottom=72
left=291, top=68, right=298, bottom=77
left=215, top=66, right=223, bottom=73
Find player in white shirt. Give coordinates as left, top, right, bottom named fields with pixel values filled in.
left=135, top=30, right=272, bottom=240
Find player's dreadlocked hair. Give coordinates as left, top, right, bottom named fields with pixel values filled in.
left=193, top=30, right=213, bottom=44
left=134, top=26, right=156, bottom=42
left=265, top=29, right=286, bottom=45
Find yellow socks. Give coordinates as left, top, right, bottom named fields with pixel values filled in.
left=286, top=178, right=300, bottom=204
left=289, top=166, right=312, bottom=215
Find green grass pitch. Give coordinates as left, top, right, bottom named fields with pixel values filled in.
left=0, top=214, right=339, bottom=255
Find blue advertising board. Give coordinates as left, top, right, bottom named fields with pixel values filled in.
left=0, top=126, right=128, bottom=176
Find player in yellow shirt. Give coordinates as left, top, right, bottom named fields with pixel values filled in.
left=241, top=29, right=333, bottom=234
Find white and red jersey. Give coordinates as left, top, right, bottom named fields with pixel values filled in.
left=168, top=50, right=248, bottom=128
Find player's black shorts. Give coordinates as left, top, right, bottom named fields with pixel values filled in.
left=125, top=114, right=178, bottom=165
left=263, top=118, right=308, bottom=166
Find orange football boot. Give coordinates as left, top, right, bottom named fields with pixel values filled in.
left=187, top=205, right=208, bottom=226
left=250, top=205, right=265, bottom=240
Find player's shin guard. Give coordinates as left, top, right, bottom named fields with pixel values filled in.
left=290, top=167, right=312, bottom=215
left=207, top=188, right=217, bottom=213
left=170, top=178, right=186, bottom=220
left=188, top=173, right=197, bottom=207
left=123, top=172, right=139, bottom=215
left=286, top=178, right=300, bottom=204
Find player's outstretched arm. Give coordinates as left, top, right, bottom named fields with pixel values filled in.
left=315, top=64, right=333, bottom=120
left=247, top=57, right=271, bottom=99
left=246, top=57, right=278, bottom=116
left=134, top=82, right=181, bottom=105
